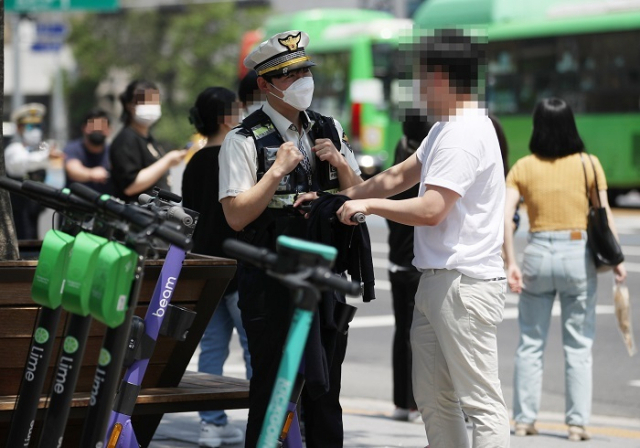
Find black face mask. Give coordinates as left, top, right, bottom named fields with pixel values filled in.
left=87, top=131, right=106, bottom=145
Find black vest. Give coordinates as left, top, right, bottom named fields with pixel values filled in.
left=236, top=108, right=344, bottom=248
left=237, top=108, right=342, bottom=195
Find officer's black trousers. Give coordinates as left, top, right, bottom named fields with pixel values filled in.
left=238, top=261, right=347, bottom=448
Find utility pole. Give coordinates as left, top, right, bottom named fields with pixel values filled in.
left=11, top=14, right=24, bottom=111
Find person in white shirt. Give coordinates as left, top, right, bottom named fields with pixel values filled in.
left=4, top=103, right=62, bottom=240
left=297, top=29, right=510, bottom=448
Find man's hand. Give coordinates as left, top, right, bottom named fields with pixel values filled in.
left=89, top=166, right=110, bottom=184
left=336, top=199, right=369, bottom=226
left=312, top=138, right=343, bottom=167
left=271, top=141, right=304, bottom=177
left=507, top=263, right=523, bottom=293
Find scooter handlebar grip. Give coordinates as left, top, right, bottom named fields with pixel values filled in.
left=311, top=268, right=361, bottom=296
left=69, top=182, right=103, bottom=203
left=0, top=176, right=23, bottom=194
left=167, top=206, right=193, bottom=227
left=154, top=223, right=193, bottom=250
left=156, top=188, right=182, bottom=203
left=351, top=212, right=366, bottom=224
left=223, top=239, right=277, bottom=269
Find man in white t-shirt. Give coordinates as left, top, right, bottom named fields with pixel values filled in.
left=297, top=29, right=510, bottom=448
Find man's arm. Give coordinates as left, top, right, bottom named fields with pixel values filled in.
left=65, top=159, right=109, bottom=184
left=336, top=184, right=459, bottom=226
left=293, top=152, right=421, bottom=208
left=503, top=188, right=523, bottom=293
left=221, top=141, right=303, bottom=231
left=343, top=153, right=422, bottom=200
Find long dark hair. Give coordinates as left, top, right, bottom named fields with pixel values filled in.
left=189, top=87, right=236, bottom=137
left=119, top=79, right=159, bottom=125
left=529, top=97, right=584, bottom=157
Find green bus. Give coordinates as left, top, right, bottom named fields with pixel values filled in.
left=414, top=0, right=640, bottom=199
left=246, top=9, right=413, bottom=176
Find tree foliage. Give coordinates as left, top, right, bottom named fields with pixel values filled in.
left=66, top=2, right=268, bottom=148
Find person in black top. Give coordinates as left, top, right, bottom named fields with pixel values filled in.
left=109, top=79, right=187, bottom=202
left=387, top=113, right=433, bottom=423
left=181, top=87, right=251, bottom=448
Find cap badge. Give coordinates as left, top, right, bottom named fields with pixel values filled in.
left=278, top=33, right=301, bottom=52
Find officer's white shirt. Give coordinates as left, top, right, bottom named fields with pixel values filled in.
left=4, top=138, right=50, bottom=178
left=219, top=101, right=360, bottom=201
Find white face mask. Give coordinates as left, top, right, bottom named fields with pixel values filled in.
left=23, top=128, right=43, bottom=146
left=134, top=104, right=162, bottom=126
left=270, top=77, right=314, bottom=111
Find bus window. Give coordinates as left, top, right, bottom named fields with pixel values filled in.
left=488, top=30, right=640, bottom=115
left=309, top=51, right=350, bottom=121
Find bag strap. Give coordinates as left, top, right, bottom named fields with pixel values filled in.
left=579, top=152, right=601, bottom=208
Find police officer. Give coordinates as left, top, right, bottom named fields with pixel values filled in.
left=219, top=30, right=362, bottom=447
left=4, top=103, right=60, bottom=239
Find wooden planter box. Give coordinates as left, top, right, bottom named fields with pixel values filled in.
left=0, top=247, right=248, bottom=447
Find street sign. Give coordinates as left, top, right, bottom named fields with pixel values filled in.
left=31, top=22, right=67, bottom=52
left=6, top=0, right=118, bottom=12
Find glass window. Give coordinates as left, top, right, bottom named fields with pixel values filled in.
left=487, top=30, right=640, bottom=114
left=309, top=51, right=350, bottom=120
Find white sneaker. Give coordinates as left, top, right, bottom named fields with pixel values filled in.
left=199, top=422, right=244, bottom=447
left=408, top=409, right=422, bottom=423
left=391, top=408, right=410, bottom=421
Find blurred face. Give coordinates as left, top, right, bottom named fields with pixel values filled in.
left=130, top=88, right=162, bottom=127
left=218, top=100, right=243, bottom=130
left=419, top=67, right=455, bottom=118
left=83, top=117, right=110, bottom=150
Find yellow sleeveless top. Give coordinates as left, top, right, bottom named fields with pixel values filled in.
left=506, top=153, right=607, bottom=232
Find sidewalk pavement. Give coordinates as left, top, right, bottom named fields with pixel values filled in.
left=150, top=397, right=640, bottom=448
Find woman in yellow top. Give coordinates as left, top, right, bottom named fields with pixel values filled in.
left=503, top=98, right=627, bottom=442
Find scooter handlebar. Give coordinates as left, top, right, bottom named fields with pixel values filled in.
left=223, top=239, right=361, bottom=296
left=223, top=239, right=277, bottom=270
left=22, top=180, right=95, bottom=214
left=154, top=223, right=193, bottom=250
left=310, top=267, right=361, bottom=296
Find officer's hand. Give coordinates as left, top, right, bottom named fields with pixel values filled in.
left=312, top=139, right=343, bottom=168
left=272, top=141, right=304, bottom=178
left=336, top=199, right=369, bottom=226
left=90, top=166, right=110, bottom=184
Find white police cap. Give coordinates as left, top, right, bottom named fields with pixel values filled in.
left=11, top=103, right=46, bottom=125
left=244, top=30, right=316, bottom=77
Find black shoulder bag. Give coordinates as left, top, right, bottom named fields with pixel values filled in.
left=580, top=153, right=624, bottom=268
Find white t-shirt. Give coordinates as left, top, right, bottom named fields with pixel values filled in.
left=413, top=106, right=505, bottom=279
left=219, top=101, right=360, bottom=200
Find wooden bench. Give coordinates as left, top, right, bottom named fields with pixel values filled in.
left=0, top=247, right=249, bottom=447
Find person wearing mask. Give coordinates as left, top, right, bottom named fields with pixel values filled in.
left=219, top=30, right=363, bottom=448
left=181, top=87, right=252, bottom=448
left=504, top=97, right=627, bottom=441
left=109, top=80, right=187, bottom=202
left=387, top=113, right=433, bottom=423
left=63, top=108, right=114, bottom=195
left=4, top=103, right=61, bottom=239
left=238, top=70, right=265, bottom=117
left=300, top=29, right=511, bottom=447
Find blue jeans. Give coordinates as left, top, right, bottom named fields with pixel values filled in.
left=513, top=231, right=597, bottom=426
left=199, top=289, right=252, bottom=425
